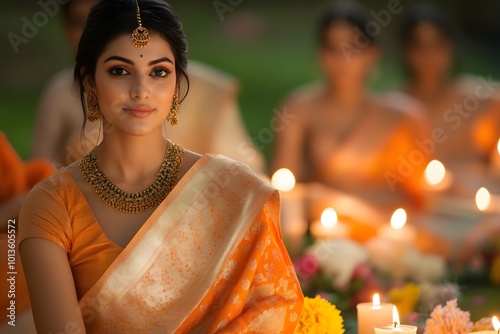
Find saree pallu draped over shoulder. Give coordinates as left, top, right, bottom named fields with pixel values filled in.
left=79, top=154, right=304, bottom=333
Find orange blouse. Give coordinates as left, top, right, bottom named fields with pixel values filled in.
left=19, top=168, right=122, bottom=300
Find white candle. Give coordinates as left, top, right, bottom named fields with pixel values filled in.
left=271, top=168, right=307, bottom=258
left=374, top=306, right=417, bottom=333
left=357, top=293, right=394, bottom=334
left=310, top=207, right=348, bottom=240
left=424, top=160, right=453, bottom=191
left=469, top=316, right=500, bottom=334
left=378, top=209, right=416, bottom=246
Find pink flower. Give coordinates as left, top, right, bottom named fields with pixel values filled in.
left=408, top=312, right=421, bottom=323
left=424, top=299, right=473, bottom=334
left=352, top=262, right=373, bottom=280
left=294, top=253, right=319, bottom=279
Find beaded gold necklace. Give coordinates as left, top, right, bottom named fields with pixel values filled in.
left=79, top=140, right=184, bottom=213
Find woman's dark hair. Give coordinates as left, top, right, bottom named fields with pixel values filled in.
left=74, top=0, right=189, bottom=121
left=317, top=1, right=377, bottom=46
left=401, top=4, right=456, bottom=47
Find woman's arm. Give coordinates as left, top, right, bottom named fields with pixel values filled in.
left=270, top=100, right=307, bottom=178
left=20, top=238, right=86, bottom=333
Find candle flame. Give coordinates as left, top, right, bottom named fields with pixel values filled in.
left=493, top=316, right=500, bottom=331
left=424, top=160, right=446, bottom=185
left=393, top=306, right=400, bottom=327
left=271, top=168, right=295, bottom=192
left=476, top=187, right=491, bottom=211
left=497, top=138, right=500, bottom=155
left=390, top=208, right=407, bottom=230
left=321, top=208, right=338, bottom=229
left=373, top=293, right=380, bottom=306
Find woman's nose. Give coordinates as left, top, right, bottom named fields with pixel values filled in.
left=130, top=76, right=150, bottom=100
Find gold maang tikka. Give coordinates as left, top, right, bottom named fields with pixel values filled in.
left=131, top=0, right=149, bottom=48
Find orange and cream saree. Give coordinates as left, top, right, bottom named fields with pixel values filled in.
left=77, top=154, right=303, bottom=333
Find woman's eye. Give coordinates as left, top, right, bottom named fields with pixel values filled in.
left=151, top=68, right=170, bottom=78
left=109, top=67, right=129, bottom=76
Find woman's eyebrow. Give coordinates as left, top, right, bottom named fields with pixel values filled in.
left=148, top=57, right=174, bottom=66
left=104, top=56, right=133, bottom=64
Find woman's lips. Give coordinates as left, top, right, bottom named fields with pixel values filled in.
left=124, top=107, right=155, bottom=118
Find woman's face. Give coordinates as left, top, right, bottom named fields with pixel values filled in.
left=319, top=22, right=379, bottom=87
left=91, top=33, right=177, bottom=137
left=405, top=22, right=453, bottom=82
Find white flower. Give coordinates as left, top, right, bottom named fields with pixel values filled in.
left=404, top=250, right=445, bottom=283
left=366, top=238, right=445, bottom=283
left=309, top=239, right=368, bottom=289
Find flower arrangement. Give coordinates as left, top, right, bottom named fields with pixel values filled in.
left=294, top=239, right=380, bottom=310
left=296, top=296, right=345, bottom=334
left=293, top=237, right=447, bottom=312
left=423, top=299, right=473, bottom=334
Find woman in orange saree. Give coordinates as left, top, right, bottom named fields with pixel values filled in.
left=19, top=1, right=302, bottom=333
left=21, top=153, right=302, bottom=333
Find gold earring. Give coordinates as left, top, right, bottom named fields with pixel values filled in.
left=167, top=95, right=179, bottom=126
left=86, top=92, right=102, bottom=122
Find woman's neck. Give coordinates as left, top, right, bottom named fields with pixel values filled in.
left=325, top=82, right=368, bottom=108
left=407, top=77, right=447, bottom=101
left=95, top=127, right=167, bottom=189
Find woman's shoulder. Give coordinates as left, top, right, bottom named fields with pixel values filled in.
left=203, top=153, right=272, bottom=189
left=24, top=167, right=74, bottom=206
left=282, top=81, right=326, bottom=107
left=374, top=90, right=427, bottom=121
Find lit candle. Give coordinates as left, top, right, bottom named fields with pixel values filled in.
left=357, top=293, right=394, bottom=334
left=374, top=306, right=417, bottom=333
left=271, top=168, right=306, bottom=258
left=476, top=187, right=492, bottom=212
left=378, top=209, right=416, bottom=246
left=489, top=138, right=500, bottom=178
left=271, top=168, right=296, bottom=192
left=424, top=159, right=453, bottom=191
left=468, top=315, right=500, bottom=334
left=310, top=207, right=348, bottom=240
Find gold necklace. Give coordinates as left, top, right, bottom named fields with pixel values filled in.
left=79, top=140, right=184, bottom=214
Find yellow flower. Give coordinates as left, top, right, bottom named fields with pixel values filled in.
left=490, top=255, right=500, bottom=285
left=389, top=283, right=420, bottom=319
left=296, top=296, right=345, bottom=334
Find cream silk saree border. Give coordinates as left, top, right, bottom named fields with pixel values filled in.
left=79, top=154, right=274, bottom=333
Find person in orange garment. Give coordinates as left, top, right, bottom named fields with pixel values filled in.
left=398, top=4, right=500, bottom=190
left=0, top=132, right=53, bottom=333
left=19, top=1, right=303, bottom=333
left=271, top=2, right=430, bottom=212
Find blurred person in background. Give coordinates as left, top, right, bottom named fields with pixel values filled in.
left=272, top=1, right=430, bottom=212
left=30, top=0, right=264, bottom=173
left=30, top=0, right=100, bottom=167
left=398, top=4, right=500, bottom=191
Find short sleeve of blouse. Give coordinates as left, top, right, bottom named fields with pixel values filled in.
left=19, top=175, right=72, bottom=252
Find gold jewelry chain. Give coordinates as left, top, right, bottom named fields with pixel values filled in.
left=79, top=140, right=184, bottom=213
